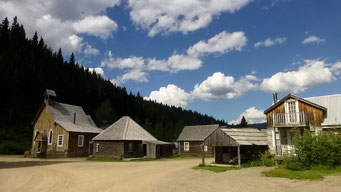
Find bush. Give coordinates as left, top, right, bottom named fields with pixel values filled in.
left=260, top=151, right=275, bottom=167
left=282, top=155, right=305, bottom=171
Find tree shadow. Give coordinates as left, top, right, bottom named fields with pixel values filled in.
left=0, top=160, right=74, bottom=169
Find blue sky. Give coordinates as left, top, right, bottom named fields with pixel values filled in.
left=2, top=0, right=341, bottom=124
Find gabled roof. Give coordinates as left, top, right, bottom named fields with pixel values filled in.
left=48, top=102, right=102, bottom=133
left=305, top=94, right=341, bottom=126
left=92, top=116, right=157, bottom=141
left=220, top=128, right=267, bottom=146
left=176, top=124, right=220, bottom=141
left=264, top=94, right=327, bottom=114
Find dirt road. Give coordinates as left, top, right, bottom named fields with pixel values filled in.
left=0, top=156, right=340, bottom=192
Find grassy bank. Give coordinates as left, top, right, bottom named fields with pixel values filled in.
left=264, top=166, right=341, bottom=180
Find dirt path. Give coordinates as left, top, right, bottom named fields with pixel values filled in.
left=0, top=156, right=340, bottom=192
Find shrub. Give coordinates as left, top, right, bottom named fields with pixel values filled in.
left=282, top=155, right=305, bottom=171
left=260, top=151, right=275, bottom=167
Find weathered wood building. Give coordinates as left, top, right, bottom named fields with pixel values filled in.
left=92, top=116, right=173, bottom=159
left=264, top=94, right=327, bottom=157
left=32, top=89, right=103, bottom=158
left=176, top=124, right=219, bottom=156
left=203, top=128, right=268, bottom=166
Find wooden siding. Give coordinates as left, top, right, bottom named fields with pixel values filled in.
left=179, top=141, right=213, bottom=156
left=32, top=105, right=69, bottom=157
left=204, top=129, right=238, bottom=147
left=124, top=141, right=144, bottom=158
left=266, top=100, right=324, bottom=128
left=93, top=141, right=124, bottom=157
left=68, top=132, right=98, bottom=157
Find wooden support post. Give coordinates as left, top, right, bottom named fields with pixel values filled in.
left=201, top=145, right=205, bottom=165
left=237, top=145, right=241, bottom=167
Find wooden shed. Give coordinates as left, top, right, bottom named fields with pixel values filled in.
left=176, top=124, right=219, bottom=156
left=92, top=116, right=173, bottom=159
left=204, top=128, right=268, bottom=166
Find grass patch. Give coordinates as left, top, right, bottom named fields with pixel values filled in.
left=87, top=156, right=123, bottom=162
left=129, top=158, right=158, bottom=161
left=264, top=166, right=341, bottom=180
left=193, top=164, right=240, bottom=173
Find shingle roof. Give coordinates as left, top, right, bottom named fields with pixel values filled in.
left=92, top=116, right=157, bottom=141
left=305, top=94, right=341, bottom=126
left=221, top=128, right=267, bottom=146
left=176, top=124, right=220, bottom=141
left=48, top=102, right=102, bottom=133
left=264, top=94, right=327, bottom=114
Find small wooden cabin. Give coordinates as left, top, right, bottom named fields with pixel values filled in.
left=92, top=116, right=173, bottom=159
left=204, top=128, right=268, bottom=166
left=32, top=89, right=102, bottom=158
left=264, top=94, right=327, bottom=156
left=176, top=124, right=219, bottom=156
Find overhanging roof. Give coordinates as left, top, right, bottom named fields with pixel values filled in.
left=221, top=128, right=267, bottom=146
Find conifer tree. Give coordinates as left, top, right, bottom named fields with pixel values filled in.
left=239, top=116, right=248, bottom=127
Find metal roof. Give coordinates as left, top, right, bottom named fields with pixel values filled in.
left=305, top=94, right=341, bottom=126
left=221, top=128, right=268, bottom=146
left=92, top=116, right=157, bottom=141
left=48, top=102, right=102, bottom=133
left=176, top=124, right=220, bottom=141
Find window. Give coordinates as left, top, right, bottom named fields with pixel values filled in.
left=96, top=143, right=99, bottom=152
left=48, top=130, right=53, bottom=145
left=204, top=145, right=208, bottom=152
left=57, top=134, right=64, bottom=147
left=285, top=100, right=299, bottom=123
left=128, top=142, right=133, bottom=152
left=78, top=135, right=84, bottom=147
left=184, top=142, right=189, bottom=151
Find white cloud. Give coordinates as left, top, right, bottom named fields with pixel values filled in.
left=191, top=72, right=258, bottom=101
left=88, top=67, right=105, bottom=77
left=187, top=31, right=247, bottom=57
left=331, top=62, right=341, bottom=75
left=145, top=84, right=192, bottom=108
left=302, top=35, right=325, bottom=44
left=254, top=37, right=287, bottom=48
left=113, top=68, right=149, bottom=85
left=84, top=45, right=100, bottom=55
left=0, top=0, right=120, bottom=55
left=103, top=31, right=247, bottom=83
left=73, top=15, right=118, bottom=39
left=260, top=60, right=335, bottom=93
left=230, top=107, right=266, bottom=124
left=127, top=0, right=251, bottom=36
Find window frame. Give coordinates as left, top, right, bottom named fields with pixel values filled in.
left=184, top=142, right=189, bottom=151
left=78, top=135, right=84, bottom=147
left=57, top=134, right=64, bottom=147
left=95, top=143, right=99, bottom=152
left=128, top=142, right=133, bottom=152
left=48, top=130, right=53, bottom=145
left=204, top=145, right=208, bottom=152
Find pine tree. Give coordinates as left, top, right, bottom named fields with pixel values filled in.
left=32, top=32, right=38, bottom=45
left=239, top=116, right=248, bottom=127
left=69, top=53, right=75, bottom=65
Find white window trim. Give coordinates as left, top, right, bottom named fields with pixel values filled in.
left=57, top=134, right=64, bottom=147
left=95, top=143, right=99, bottom=152
left=204, top=145, right=208, bottom=152
left=78, top=135, right=84, bottom=147
left=184, top=142, right=189, bottom=151
left=285, top=99, right=300, bottom=124
left=48, top=130, right=53, bottom=145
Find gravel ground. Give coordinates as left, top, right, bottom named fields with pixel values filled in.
left=0, top=155, right=340, bottom=192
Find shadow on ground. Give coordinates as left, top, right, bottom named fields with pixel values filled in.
left=0, top=161, right=74, bottom=169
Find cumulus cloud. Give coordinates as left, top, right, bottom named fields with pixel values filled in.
left=0, top=0, right=120, bottom=54
left=260, top=60, right=335, bottom=93
left=230, top=107, right=266, bottom=124
left=88, top=67, right=105, bottom=77
left=254, top=37, right=287, bottom=48
left=127, top=0, right=251, bottom=36
left=302, top=35, right=325, bottom=44
left=103, top=31, right=247, bottom=83
left=331, top=62, right=341, bottom=75
left=145, top=84, right=192, bottom=108
left=112, top=68, right=148, bottom=85
left=84, top=45, right=100, bottom=55
left=191, top=72, right=258, bottom=101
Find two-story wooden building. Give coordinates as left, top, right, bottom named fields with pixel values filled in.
left=264, top=94, right=327, bottom=157
left=31, top=89, right=103, bottom=158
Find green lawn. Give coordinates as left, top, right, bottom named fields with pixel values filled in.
left=87, top=156, right=123, bottom=162
left=264, top=166, right=341, bottom=180
left=193, top=164, right=240, bottom=173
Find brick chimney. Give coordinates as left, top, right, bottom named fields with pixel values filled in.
left=44, top=89, right=57, bottom=105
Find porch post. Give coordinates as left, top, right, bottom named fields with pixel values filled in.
left=201, top=145, right=205, bottom=165
left=237, top=145, right=241, bottom=167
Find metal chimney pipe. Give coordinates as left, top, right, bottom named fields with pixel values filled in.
left=73, top=112, right=76, bottom=124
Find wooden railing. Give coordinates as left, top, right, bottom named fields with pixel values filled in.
left=276, top=145, right=295, bottom=156
left=273, top=112, right=308, bottom=126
